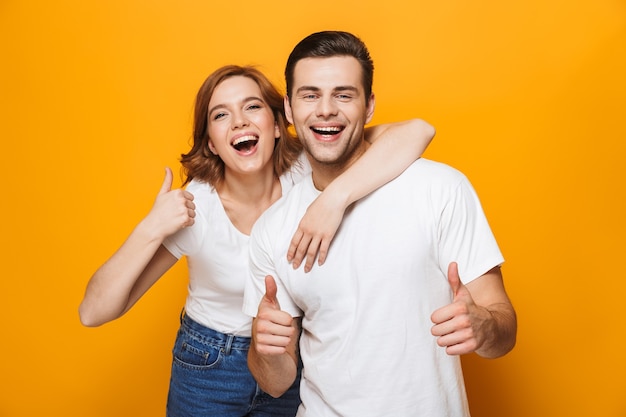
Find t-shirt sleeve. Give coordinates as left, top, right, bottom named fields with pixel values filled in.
left=438, top=175, right=504, bottom=284
left=162, top=224, right=202, bottom=259
left=242, top=210, right=302, bottom=318
left=281, top=152, right=312, bottom=190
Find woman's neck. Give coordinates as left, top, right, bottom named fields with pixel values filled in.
left=215, top=167, right=282, bottom=235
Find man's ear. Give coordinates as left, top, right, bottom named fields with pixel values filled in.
left=284, top=95, right=294, bottom=125
left=365, top=93, right=376, bottom=124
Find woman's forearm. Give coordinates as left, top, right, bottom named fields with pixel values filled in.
left=78, top=220, right=173, bottom=327
left=331, top=118, right=435, bottom=208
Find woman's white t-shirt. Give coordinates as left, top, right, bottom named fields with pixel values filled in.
left=163, top=154, right=310, bottom=336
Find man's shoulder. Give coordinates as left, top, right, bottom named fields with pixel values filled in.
left=408, top=158, right=468, bottom=184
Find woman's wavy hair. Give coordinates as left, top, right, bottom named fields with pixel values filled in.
left=181, top=65, right=302, bottom=187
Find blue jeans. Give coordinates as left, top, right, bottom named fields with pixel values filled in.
left=166, top=312, right=301, bottom=417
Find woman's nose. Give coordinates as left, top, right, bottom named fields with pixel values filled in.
left=231, top=111, right=249, bottom=129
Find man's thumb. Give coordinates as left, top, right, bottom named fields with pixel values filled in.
left=159, top=167, right=173, bottom=195
left=447, top=262, right=462, bottom=297
left=263, top=275, right=281, bottom=310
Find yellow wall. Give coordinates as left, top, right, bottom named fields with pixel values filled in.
left=1, top=0, right=624, bottom=415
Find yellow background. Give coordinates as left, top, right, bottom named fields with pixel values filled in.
left=1, top=0, right=625, bottom=416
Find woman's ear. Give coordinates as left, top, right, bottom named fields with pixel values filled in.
left=274, top=121, right=280, bottom=139
left=208, top=139, right=218, bottom=155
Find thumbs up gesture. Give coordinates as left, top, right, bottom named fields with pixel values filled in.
left=145, top=167, right=196, bottom=239
left=430, top=262, right=492, bottom=356
left=252, top=276, right=296, bottom=356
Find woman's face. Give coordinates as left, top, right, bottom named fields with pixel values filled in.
left=207, top=75, right=279, bottom=177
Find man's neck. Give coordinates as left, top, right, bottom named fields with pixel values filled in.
left=308, top=141, right=370, bottom=191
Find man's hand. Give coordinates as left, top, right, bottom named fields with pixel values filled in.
left=252, top=276, right=296, bottom=355
left=248, top=276, right=300, bottom=397
left=430, top=262, right=494, bottom=356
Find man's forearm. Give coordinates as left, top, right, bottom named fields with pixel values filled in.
left=248, top=339, right=298, bottom=397
left=475, top=302, right=517, bottom=359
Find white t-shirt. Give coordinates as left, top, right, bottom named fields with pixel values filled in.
left=243, top=158, right=504, bottom=417
left=163, top=154, right=310, bottom=336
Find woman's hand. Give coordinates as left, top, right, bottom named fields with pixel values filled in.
left=143, top=167, right=196, bottom=239
left=287, top=190, right=346, bottom=272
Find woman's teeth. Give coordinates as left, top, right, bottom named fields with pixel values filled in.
left=232, top=135, right=258, bottom=152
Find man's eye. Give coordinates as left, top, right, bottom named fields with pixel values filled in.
left=303, top=94, right=317, bottom=100
left=336, top=94, right=352, bottom=101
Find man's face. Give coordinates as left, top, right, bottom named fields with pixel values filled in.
left=285, top=56, right=375, bottom=169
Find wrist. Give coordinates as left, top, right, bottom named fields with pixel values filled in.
left=475, top=304, right=516, bottom=358
left=135, top=216, right=168, bottom=243
left=322, top=180, right=353, bottom=211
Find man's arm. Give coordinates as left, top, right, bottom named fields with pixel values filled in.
left=248, top=276, right=301, bottom=397
left=431, top=262, right=517, bottom=358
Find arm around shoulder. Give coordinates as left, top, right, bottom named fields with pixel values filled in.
left=329, top=118, right=436, bottom=221
left=287, top=119, right=436, bottom=271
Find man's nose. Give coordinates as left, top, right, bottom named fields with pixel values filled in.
left=315, top=97, right=338, bottom=118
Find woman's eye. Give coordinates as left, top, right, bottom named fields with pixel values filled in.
left=213, top=112, right=226, bottom=120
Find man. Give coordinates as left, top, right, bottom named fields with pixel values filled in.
left=243, top=31, right=517, bottom=416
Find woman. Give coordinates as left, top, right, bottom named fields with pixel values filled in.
left=79, top=65, right=435, bottom=416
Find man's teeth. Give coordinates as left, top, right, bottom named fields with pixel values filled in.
left=313, top=126, right=342, bottom=134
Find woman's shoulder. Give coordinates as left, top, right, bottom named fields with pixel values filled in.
left=184, top=179, right=222, bottom=217
left=280, top=152, right=312, bottom=190
left=185, top=178, right=214, bottom=194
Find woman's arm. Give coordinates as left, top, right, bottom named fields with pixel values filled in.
left=78, top=168, right=195, bottom=327
left=287, top=118, right=436, bottom=272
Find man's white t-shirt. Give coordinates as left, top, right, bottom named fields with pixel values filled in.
left=243, top=158, right=504, bottom=416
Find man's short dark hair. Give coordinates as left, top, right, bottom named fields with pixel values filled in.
left=285, top=31, right=374, bottom=103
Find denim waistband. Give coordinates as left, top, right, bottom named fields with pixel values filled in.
left=180, top=310, right=251, bottom=354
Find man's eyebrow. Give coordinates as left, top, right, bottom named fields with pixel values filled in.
left=295, top=86, right=321, bottom=94
left=294, top=86, right=360, bottom=94
left=333, top=86, right=359, bottom=94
